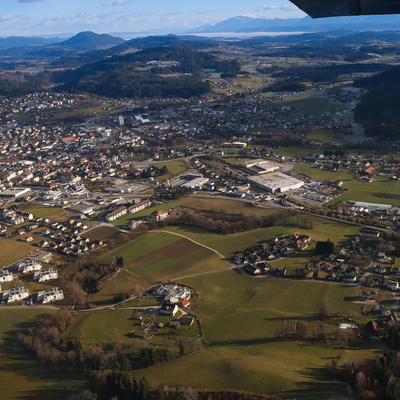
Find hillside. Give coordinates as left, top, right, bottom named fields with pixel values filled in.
left=353, top=65, right=400, bottom=139
left=54, top=31, right=124, bottom=51
left=55, top=46, right=238, bottom=99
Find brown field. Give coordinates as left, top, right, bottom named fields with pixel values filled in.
left=82, top=226, right=124, bottom=241
left=126, top=237, right=218, bottom=280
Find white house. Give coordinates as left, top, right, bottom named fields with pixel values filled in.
left=33, top=268, right=58, bottom=282
left=0, top=270, right=14, bottom=283
left=388, top=281, right=399, bottom=291
left=2, top=286, right=29, bottom=303
left=37, top=287, right=64, bottom=303
left=18, top=260, right=42, bottom=274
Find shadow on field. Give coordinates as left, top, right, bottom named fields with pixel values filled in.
left=1, top=317, right=83, bottom=400
left=277, top=367, right=354, bottom=400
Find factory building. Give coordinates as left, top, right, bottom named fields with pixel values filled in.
left=248, top=172, right=304, bottom=193
left=240, top=159, right=280, bottom=174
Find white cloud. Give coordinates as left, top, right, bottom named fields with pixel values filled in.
left=257, top=5, right=279, bottom=11
left=257, top=4, right=298, bottom=11
left=242, top=13, right=256, bottom=18
left=112, top=0, right=129, bottom=5
left=18, top=0, right=52, bottom=2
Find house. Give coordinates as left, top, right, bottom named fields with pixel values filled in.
left=33, top=268, right=58, bottom=282
left=377, top=253, right=387, bottom=263
left=374, top=265, right=386, bottom=274
left=343, top=274, right=357, bottom=283
left=169, top=320, right=181, bottom=328
left=37, top=287, right=64, bottom=303
left=18, top=260, right=42, bottom=273
left=2, top=286, right=29, bottom=303
left=181, top=299, right=190, bottom=308
left=181, top=316, right=195, bottom=326
left=160, top=302, right=178, bottom=316
left=133, top=330, right=148, bottom=338
left=0, top=270, right=14, bottom=283
left=149, top=209, right=169, bottom=221
left=22, top=236, right=33, bottom=242
left=388, top=281, right=399, bottom=291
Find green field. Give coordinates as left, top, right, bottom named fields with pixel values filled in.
left=292, top=163, right=400, bottom=207
left=24, top=205, right=65, bottom=218
left=265, top=91, right=335, bottom=120
left=176, top=197, right=278, bottom=217
left=136, top=270, right=376, bottom=399
left=0, top=308, right=84, bottom=400
left=151, top=160, right=188, bottom=182
left=160, top=216, right=360, bottom=258
left=0, top=238, right=36, bottom=266
left=103, top=231, right=229, bottom=281
left=111, top=202, right=178, bottom=226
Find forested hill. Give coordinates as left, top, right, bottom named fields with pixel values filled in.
left=353, top=65, right=400, bottom=139
left=50, top=35, right=217, bottom=68
left=55, top=46, right=238, bottom=99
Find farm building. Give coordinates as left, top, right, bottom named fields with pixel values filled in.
left=160, top=302, right=178, bottom=316
left=248, top=172, right=304, bottom=193
left=37, top=287, right=64, bottom=303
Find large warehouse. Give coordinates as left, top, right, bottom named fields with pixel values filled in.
left=248, top=172, right=304, bottom=193
left=240, top=159, right=279, bottom=174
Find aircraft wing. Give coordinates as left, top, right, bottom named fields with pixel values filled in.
left=289, top=0, right=400, bottom=18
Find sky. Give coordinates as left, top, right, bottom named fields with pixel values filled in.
left=0, top=0, right=307, bottom=37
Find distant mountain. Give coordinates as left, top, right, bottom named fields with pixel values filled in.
left=0, top=36, right=63, bottom=48
left=190, top=15, right=400, bottom=33
left=122, top=35, right=217, bottom=50
left=54, top=31, right=125, bottom=51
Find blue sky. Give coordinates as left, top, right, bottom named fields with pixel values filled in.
left=1, top=0, right=306, bottom=36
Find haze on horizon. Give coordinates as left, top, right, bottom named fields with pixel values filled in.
left=1, top=0, right=306, bottom=37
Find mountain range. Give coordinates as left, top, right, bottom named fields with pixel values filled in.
left=190, top=15, right=400, bottom=34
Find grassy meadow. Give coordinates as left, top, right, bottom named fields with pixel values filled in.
left=0, top=238, right=36, bottom=266
left=0, top=308, right=84, bottom=400
left=102, top=231, right=230, bottom=281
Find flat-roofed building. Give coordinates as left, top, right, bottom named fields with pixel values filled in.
left=248, top=172, right=304, bottom=193
left=18, top=260, right=42, bottom=274
left=180, top=177, right=209, bottom=189
left=0, top=270, right=14, bottom=283
left=37, top=287, right=64, bottom=303
left=33, top=268, right=58, bottom=282
left=2, top=286, right=29, bottom=303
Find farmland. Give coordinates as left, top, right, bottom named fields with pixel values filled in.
left=176, top=196, right=278, bottom=217
left=24, top=205, right=65, bottom=218
left=103, top=231, right=229, bottom=281
left=159, top=216, right=360, bottom=258
left=0, top=237, right=36, bottom=266
left=135, top=270, right=376, bottom=399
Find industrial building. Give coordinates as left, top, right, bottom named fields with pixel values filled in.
left=240, top=159, right=280, bottom=175
left=180, top=177, right=209, bottom=189
left=248, top=172, right=304, bottom=193
left=0, top=187, right=31, bottom=199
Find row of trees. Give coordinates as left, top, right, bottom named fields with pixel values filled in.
left=326, top=352, right=400, bottom=400
left=167, top=209, right=298, bottom=235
